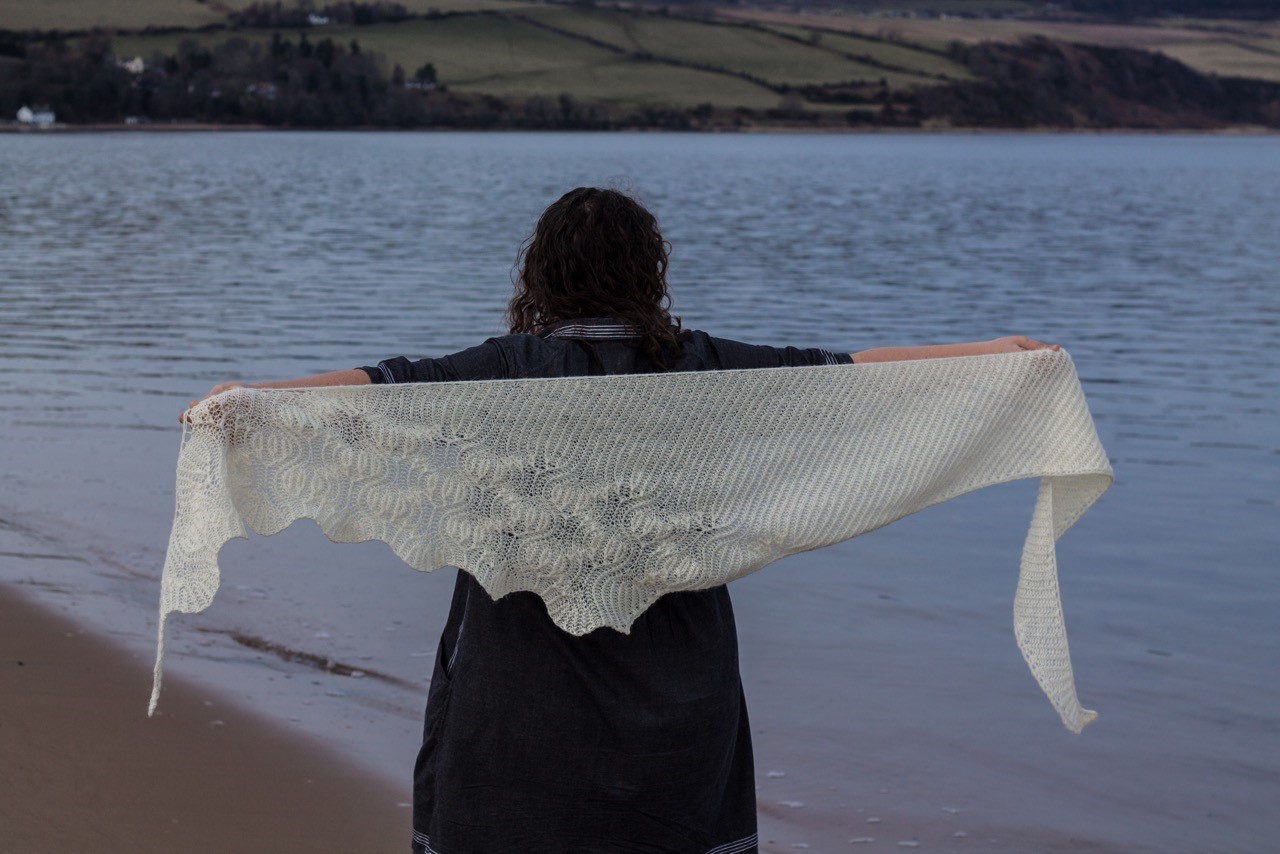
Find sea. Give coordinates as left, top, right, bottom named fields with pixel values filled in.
left=0, top=131, right=1276, bottom=852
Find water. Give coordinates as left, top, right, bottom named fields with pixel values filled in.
left=1, top=131, right=1276, bottom=852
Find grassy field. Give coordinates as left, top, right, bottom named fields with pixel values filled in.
left=113, top=17, right=611, bottom=81
left=29, top=0, right=1280, bottom=115
left=1157, top=39, right=1280, bottom=82
left=107, top=9, right=928, bottom=106
left=109, top=16, right=784, bottom=109
left=763, top=24, right=975, bottom=80
left=452, top=56, right=781, bottom=108
left=0, top=0, right=223, bottom=31
left=331, top=16, right=780, bottom=106
left=217, top=0, right=535, bottom=13
left=324, top=17, right=608, bottom=83
left=523, top=7, right=913, bottom=87
left=0, top=0, right=534, bottom=30
left=718, top=7, right=1280, bottom=81
left=832, top=0, right=1033, bottom=10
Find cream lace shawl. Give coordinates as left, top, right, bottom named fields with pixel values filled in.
left=150, top=348, right=1113, bottom=733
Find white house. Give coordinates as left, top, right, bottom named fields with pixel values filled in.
left=16, top=106, right=56, bottom=126
left=308, top=13, right=331, bottom=25
left=119, top=56, right=145, bottom=75
left=244, top=82, right=279, bottom=101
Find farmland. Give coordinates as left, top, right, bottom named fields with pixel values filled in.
left=718, top=6, right=1280, bottom=81
left=3, top=0, right=1279, bottom=126
left=106, top=16, right=792, bottom=109
left=99, top=6, right=963, bottom=110
left=0, top=0, right=225, bottom=31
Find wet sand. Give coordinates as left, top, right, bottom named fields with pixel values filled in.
left=2, top=580, right=1128, bottom=854
left=0, top=582, right=412, bottom=854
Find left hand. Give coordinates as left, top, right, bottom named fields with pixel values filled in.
left=179, top=382, right=251, bottom=424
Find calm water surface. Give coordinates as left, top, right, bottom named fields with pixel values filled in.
left=1, top=132, right=1277, bottom=852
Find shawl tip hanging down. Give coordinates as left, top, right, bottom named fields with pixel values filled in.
left=150, top=348, right=1113, bottom=734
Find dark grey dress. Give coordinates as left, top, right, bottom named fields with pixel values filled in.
left=358, top=317, right=851, bottom=854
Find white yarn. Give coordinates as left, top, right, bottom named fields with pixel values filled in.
left=150, top=349, right=1113, bottom=733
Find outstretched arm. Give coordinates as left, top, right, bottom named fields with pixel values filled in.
left=181, top=337, right=1061, bottom=420
left=851, top=335, right=1060, bottom=364
left=181, top=369, right=371, bottom=423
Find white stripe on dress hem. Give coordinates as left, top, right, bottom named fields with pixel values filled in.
left=706, top=831, right=758, bottom=854
left=412, top=829, right=439, bottom=854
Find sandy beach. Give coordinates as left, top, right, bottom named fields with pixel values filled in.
left=0, top=582, right=412, bottom=854
left=2, top=578, right=1131, bottom=854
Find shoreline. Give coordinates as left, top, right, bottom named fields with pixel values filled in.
left=1, top=575, right=1133, bottom=854
left=0, top=581, right=413, bottom=854
left=2, top=123, right=1278, bottom=136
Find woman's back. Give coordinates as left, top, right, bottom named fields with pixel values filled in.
left=367, top=316, right=850, bottom=854
left=179, top=184, right=1062, bottom=854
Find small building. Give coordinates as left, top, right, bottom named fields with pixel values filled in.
left=308, top=13, right=331, bottom=25
left=244, top=82, right=279, bottom=101
left=119, top=56, right=146, bottom=75
left=16, top=106, right=56, bottom=126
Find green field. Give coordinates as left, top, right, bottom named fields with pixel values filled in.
left=218, top=0, right=534, bottom=12
left=0, top=0, right=533, bottom=29
left=1157, top=38, right=1280, bottom=81
left=764, top=24, right=975, bottom=81
left=327, top=17, right=609, bottom=84
left=31, top=0, right=1280, bottom=116
left=454, top=57, right=780, bottom=108
left=822, top=0, right=1033, bottom=11
left=376, top=0, right=534, bottom=10
left=719, top=7, right=1280, bottom=81
left=113, top=17, right=608, bottom=82
left=523, top=7, right=905, bottom=87
left=109, top=16, right=784, bottom=109
left=0, top=0, right=223, bottom=30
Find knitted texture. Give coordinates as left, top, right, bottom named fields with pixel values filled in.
left=150, top=349, right=1113, bottom=732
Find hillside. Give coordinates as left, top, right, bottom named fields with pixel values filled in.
left=1, top=0, right=1278, bottom=129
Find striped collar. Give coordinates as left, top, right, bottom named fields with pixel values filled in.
left=537, top=316, right=643, bottom=341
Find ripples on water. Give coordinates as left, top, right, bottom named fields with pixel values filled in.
left=3, top=134, right=1274, bottom=539
left=1, top=132, right=1277, bottom=850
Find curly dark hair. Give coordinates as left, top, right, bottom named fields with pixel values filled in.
left=506, top=187, right=688, bottom=370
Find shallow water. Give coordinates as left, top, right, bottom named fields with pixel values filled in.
left=1, top=131, right=1277, bottom=851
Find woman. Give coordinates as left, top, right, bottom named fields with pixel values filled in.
left=187, top=187, right=1058, bottom=853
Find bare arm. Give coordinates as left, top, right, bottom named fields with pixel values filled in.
left=182, top=337, right=1061, bottom=421
left=181, top=369, right=371, bottom=423
left=851, top=335, right=1060, bottom=364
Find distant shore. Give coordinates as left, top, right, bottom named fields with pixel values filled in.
left=4, top=6, right=1277, bottom=144
left=3, top=122, right=1278, bottom=135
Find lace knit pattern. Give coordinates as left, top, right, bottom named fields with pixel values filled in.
left=150, top=349, right=1113, bottom=733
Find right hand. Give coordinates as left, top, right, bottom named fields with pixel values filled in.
left=985, top=336, right=1061, bottom=355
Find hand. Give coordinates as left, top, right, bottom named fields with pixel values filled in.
left=985, top=336, right=1061, bottom=355
left=179, top=381, right=251, bottom=424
